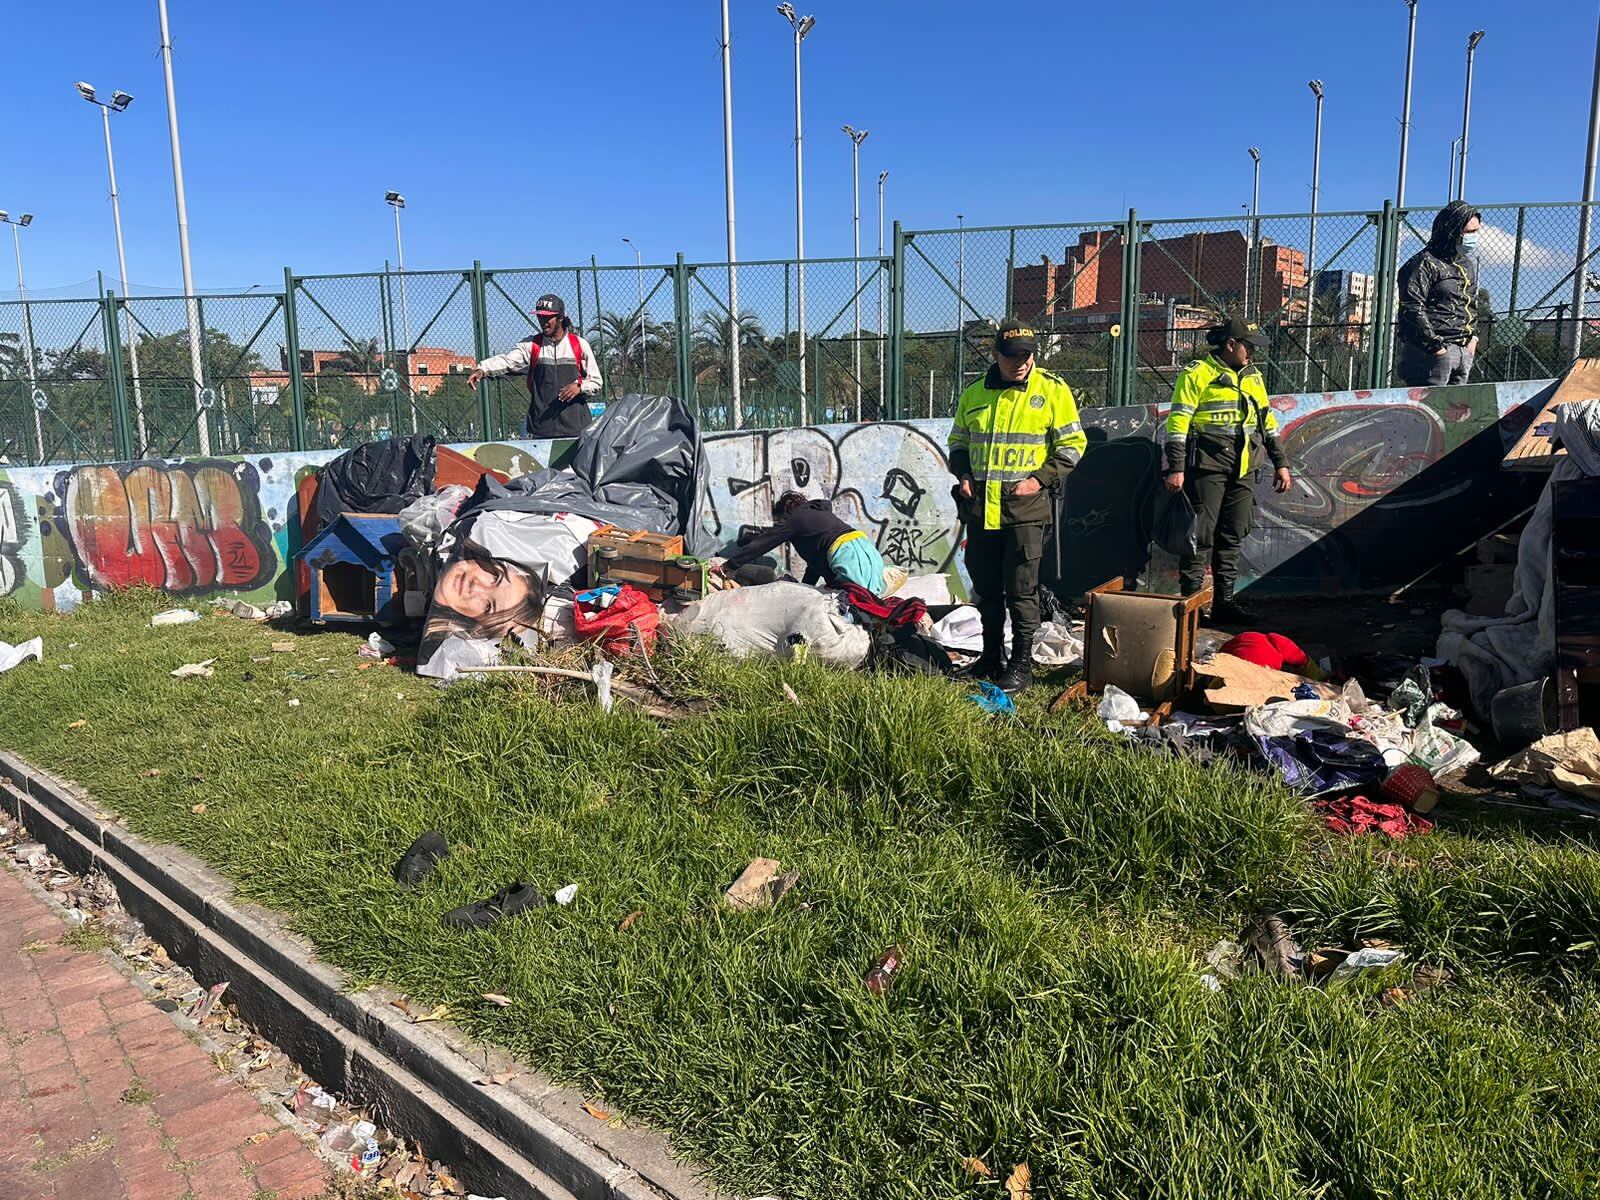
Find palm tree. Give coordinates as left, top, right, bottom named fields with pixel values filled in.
left=326, top=336, right=384, bottom=378
left=692, top=310, right=767, bottom=386
left=0, top=331, right=23, bottom=379
left=595, top=310, right=669, bottom=373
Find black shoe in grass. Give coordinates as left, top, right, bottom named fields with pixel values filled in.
left=441, top=882, right=546, bottom=929
left=394, top=831, right=449, bottom=888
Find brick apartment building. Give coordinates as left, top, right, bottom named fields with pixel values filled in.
left=1313, top=270, right=1375, bottom=345
left=1011, top=228, right=1309, bottom=365
left=248, top=345, right=476, bottom=401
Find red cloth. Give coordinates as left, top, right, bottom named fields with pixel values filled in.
left=1220, top=630, right=1311, bottom=673
left=1313, top=794, right=1433, bottom=839
left=573, top=584, right=659, bottom=655
left=837, top=582, right=927, bottom=627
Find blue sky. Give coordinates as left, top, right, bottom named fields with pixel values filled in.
left=3, top=0, right=1596, bottom=294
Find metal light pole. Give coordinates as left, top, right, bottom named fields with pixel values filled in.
left=1573, top=10, right=1600, bottom=365
left=777, top=4, right=815, bottom=424
left=0, top=213, right=42, bottom=459
left=1248, top=146, right=1262, bottom=318
left=622, top=237, right=646, bottom=383
left=1448, top=136, right=1461, bottom=200
left=77, top=82, right=148, bottom=456
left=877, top=169, right=887, bottom=413
left=1458, top=30, right=1486, bottom=199
left=1397, top=0, right=1418, bottom=208
left=157, top=0, right=210, bottom=455
left=842, top=124, right=868, bottom=420
left=1304, top=81, right=1324, bottom=388
left=720, top=0, right=742, bottom=427
left=385, top=192, right=416, bottom=433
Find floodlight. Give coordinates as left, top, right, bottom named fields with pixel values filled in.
left=75, top=81, right=96, bottom=102
left=385, top=191, right=405, bottom=207
left=1309, top=79, right=1323, bottom=98
left=110, top=91, right=133, bottom=110
left=19, top=215, right=32, bottom=226
left=1467, top=30, right=1485, bottom=51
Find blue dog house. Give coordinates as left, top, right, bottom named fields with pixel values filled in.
left=297, top=513, right=409, bottom=625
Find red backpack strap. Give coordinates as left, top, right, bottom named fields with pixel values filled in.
left=568, top=332, right=584, bottom=376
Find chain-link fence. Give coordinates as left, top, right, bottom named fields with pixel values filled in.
left=1, top=199, right=1595, bottom=465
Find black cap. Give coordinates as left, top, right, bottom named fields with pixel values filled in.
left=993, top=318, right=1038, bottom=358
left=533, top=294, right=566, bottom=317
left=1210, top=314, right=1269, bottom=348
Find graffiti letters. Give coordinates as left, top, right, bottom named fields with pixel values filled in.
left=61, top=460, right=277, bottom=595
left=0, top=482, right=26, bottom=596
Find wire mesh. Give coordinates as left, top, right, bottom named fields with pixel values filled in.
left=0, top=297, right=121, bottom=464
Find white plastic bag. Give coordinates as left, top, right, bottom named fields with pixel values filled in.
left=1098, top=684, right=1144, bottom=731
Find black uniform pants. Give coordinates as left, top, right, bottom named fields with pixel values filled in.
left=964, top=522, right=1044, bottom=653
left=1179, top=469, right=1255, bottom=596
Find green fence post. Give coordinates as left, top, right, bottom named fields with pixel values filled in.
left=282, top=268, right=308, bottom=452
left=889, top=220, right=906, bottom=421
left=1005, top=227, right=1017, bottom=317
left=674, top=254, right=694, bottom=413
left=1118, top=209, right=1142, bottom=406
left=469, top=260, right=494, bottom=438
left=1369, top=202, right=1397, bottom=389
left=103, top=291, right=134, bottom=462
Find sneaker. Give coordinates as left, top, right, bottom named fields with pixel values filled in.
left=393, top=831, right=449, bottom=888
left=441, top=882, right=546, bottom=929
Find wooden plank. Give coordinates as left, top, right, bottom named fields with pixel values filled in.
left=1504, top=358, right=1600, bottom=471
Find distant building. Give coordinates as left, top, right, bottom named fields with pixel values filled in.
left=248, top=345, right=476, bottom=399
left=1010, top=228, right=1309, bottom=331
left=1313, top=270, right=1376, bottom=345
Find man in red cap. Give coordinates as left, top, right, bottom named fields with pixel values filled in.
left=468, top=293, right=602, bottom=438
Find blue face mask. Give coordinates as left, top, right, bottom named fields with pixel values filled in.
left=1459, top=231, right=1480, bottom=251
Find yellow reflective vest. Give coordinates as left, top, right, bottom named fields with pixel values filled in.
left=949, top=366, right=1087, bottom=530
left=1164, top=354, right=1286, bottom=479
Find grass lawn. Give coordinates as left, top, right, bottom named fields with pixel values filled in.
left=3, top=590, right=1600, bottom=1199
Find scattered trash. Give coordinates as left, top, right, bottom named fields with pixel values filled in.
left=190, top=980, right=229, bottom=1023
left=968, top=682, right=1016, bottom=715
left=782, top=682, right=802, bottom=707
left=554, top=883, right=579, bottom=906
left=724, top=859, right=799, bottom=911
left=58, top=663, right=74, bottom=671
left=1005, top=1161, right=1032, bottom=1200
left=151, top=609, right=201, bottom=627
left=287, top=698, right=301, bottom=708
left=1314, top=794, right=1433, bottom=838
left=590, top=660, right=614, bottom=713
left=864, top=945, right=905, bottom=995
left=1097, top=683, right=1144, bottom=731
left=1330, top=946, right=1405, bottom=980
left=1489, top=728, right=1600, bottom=800
left=473, top=1069, right=519, bottom=1087
left=229, top=601, right=267, bottom=620
left=442, top=881, right=545, bottom=928
left=0, top=637, right=44, bottom=673
left=619, top=910, right=643, bottom=931
left=358, top=632, right=396, bottom=659
left=264, top=600, right=293, bottom=620
left=481, top=993, right=513, bottom=1007
left=271, top=641, right=296, bottom=653
left=66, top=719, right=87, bottom=731
left=1380, top=764, right=1440, bottom=814
left=170, top=659, right=216, bottom=679
left=961, top=1156, right=993, bottom=1178
left=1241, top=913, right=1303, bottom=978
left=190, top=804, right=207, bottom=815
left=581, top=1101, right=613, bottom=1121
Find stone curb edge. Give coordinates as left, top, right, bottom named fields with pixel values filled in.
left=0, top=750, right=729, bottom=1200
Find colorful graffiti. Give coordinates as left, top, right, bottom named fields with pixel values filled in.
left=700, top=422, right=961, bottom=575
left=57, top=461, right=278, bottom=595
left=0, top=375, right=1559, bottom=610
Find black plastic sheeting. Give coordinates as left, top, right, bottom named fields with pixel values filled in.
left=314, top=433, right=437, bottom=527
left=453, top=394, right=710, bottom=553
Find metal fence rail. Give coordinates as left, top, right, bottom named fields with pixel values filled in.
left=1, top=198, right=1595, bottom=464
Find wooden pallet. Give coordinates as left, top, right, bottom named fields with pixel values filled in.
left=1503, top=358, right=1600, bottom=472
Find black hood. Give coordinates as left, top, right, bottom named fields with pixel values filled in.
left=1427, top=200, right=1481, bottom=257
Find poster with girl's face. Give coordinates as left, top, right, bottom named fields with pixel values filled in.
left=416, top=545, right=544, bottom=678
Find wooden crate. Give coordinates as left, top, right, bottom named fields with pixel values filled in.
left=587, top=529, right=704, bottom=602
left=588, top=529, right=684, bottom=561
left=1503, top=358, right=1600, bottom=472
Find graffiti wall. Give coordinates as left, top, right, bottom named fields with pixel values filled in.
left=0, top=375, right=1556, bottom=613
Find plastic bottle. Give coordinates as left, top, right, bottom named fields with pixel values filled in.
left=864, top=946, right=904, bottom=995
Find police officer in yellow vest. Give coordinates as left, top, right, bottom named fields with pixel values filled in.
left=1164, top=315, right=1292, bottom=623
left=949, top=319, right=1088, bottom=694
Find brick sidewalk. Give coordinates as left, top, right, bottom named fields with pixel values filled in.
left=0, top=861, right=333, bottom=1200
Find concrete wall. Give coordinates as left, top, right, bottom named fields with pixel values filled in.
left=0, top=377, right=1552, bottom=614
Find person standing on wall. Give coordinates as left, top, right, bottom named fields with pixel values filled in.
left=467, top=294, right=603, bottom=438
left=1164, top=314, right=1292, bottom=624
left=1396, top=200, right=1483, bottom=387
left=949, top=319, right=1087, bottom=695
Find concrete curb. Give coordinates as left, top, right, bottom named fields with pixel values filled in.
left=0, top=751, right=729, bottom=1200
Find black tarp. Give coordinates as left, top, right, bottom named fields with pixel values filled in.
left=314, top=433, right=437, bottom=526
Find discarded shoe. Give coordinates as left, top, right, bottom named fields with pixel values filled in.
left=441, top=882, right=545, bottom=929
left=996, top=658, right=1033, bottom=696
left=394, top=831, right=449, bottom=887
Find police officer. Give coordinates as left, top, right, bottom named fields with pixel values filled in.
left=949, top=319, right=1087, bottom=694
left=1163, top=314, right=1291, bottom=624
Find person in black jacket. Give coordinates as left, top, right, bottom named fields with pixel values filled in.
left=712, top=491, right=887, bottom=593
left=1396, top=200, right=1483, bottom=387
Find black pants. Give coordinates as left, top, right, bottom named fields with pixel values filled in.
left=1179, top=469, right=1255, bottom=596
left=964, top=522, right=1044, bottom=651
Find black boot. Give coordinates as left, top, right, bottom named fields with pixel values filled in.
left=1209, top=582, right=1256, bottom=626
left=996, top=634, right=1034, bottom=696
left=961, top=613, right=1007, bottom=680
